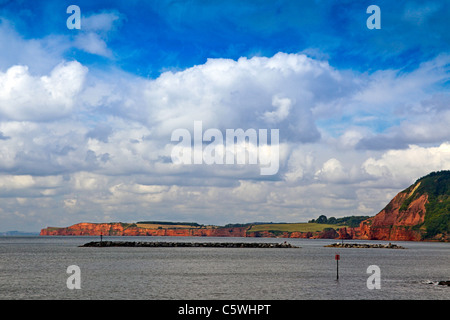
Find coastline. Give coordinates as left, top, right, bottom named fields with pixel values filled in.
left=40, top=221, right=449, bottom=242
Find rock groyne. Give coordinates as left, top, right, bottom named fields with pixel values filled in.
left=79, top=241, right=299, bottom=248
left=324, top=242, right=405, bottom=249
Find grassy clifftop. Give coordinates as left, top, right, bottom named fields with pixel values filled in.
left=401, top=170, right=450, bottom=238
left=247, top=222, right=343, bottom=233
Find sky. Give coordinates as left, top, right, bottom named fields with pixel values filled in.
left=0, top=0, right=449, bottom=232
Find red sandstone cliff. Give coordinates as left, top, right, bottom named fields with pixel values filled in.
left=40, top=223, right=249, bottom=237
left=40, top=222, right=343, bottom=239
left=356, top=185, right=427, bottom=241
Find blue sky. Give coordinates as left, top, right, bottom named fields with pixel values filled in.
left=0, top=0, right=449, bottom=231
left=2, top=0, right=448, bottom=75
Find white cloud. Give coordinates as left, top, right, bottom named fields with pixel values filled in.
left=134, top=52, right=342, bottom=143
left=315, top=158, right=346, bottom=182
left=362, top=142, right=450, bottom=186
left=82, top=11, right=123, bottom=32
left=336, top=128, right=367, bottom=149
left=64, top=198, right=78, bottom=208
left=0, top=61, right=87, bottom=121
left=353, top=55, right=449, bottom=108
left=0, top=20, right=69, bottom=74
left=0, top=175, right=35, bottom=190
left=262, top=95, right=292, bottom=123
left=74, top=32, right=112, bottom=58
left=284, top=146, right=315, bottom=182
left=71, top=11, right=123, bottom=58
left=231, top=180, right=269, bottom=203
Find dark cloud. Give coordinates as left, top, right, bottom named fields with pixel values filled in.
left=0, top=131, right=10, bottom=140
left=86, top=124, right=113, bottom=143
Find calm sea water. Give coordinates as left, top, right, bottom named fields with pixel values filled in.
left=0, top=236, right=448, bottom=300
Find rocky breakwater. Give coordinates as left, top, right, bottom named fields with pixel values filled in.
left=80, top=241, right=299, bottom=248
left=325, top=242, right=405, bottom=249
left=425, top=280, right=450, bottom=286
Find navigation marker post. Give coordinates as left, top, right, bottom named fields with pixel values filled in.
left=335, top=253, right=340, bottom=280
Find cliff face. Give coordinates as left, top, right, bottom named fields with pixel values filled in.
left=40, top=223, right=249, bottom=237
left=40, top=223, right=340, bottom=239
left=356, top=191, right=427, bottom=241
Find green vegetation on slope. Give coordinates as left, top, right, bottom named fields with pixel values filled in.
left=400, top=170, right=450, bottom=238
left=136, top=221, right=202, bottom=227
left=308, top=215, right=370, bottom=228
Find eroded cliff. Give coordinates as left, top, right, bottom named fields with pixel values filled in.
left=40, top=223, right=249, bottom=237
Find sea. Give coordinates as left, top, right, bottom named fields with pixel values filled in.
left=0, top=236, right=449, bottom=300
